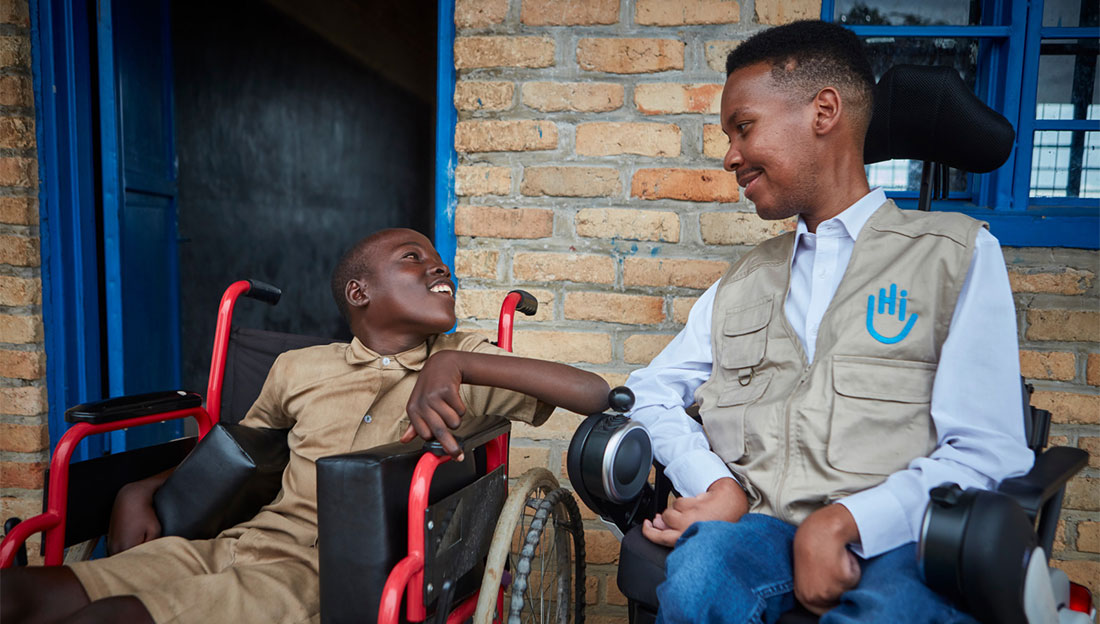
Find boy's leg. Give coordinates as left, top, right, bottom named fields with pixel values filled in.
left=819, top=543, right=978, bottom=624
left=657, top=514, right=799, bottom=624
left=60, top=597, right=153, bottom=624
left=1, top=566, right=92, bottom=623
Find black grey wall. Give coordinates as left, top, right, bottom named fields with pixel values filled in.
left=173, top=0, right=434, bottom=393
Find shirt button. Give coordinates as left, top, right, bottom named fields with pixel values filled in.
left=382, top=357, right=391, bottom=366
left=363, top=414, right=372, bottom=424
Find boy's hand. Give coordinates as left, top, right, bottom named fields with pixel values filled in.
left=402, top=351, right=468, bottom=460
left=792, top=504, right=862, bottom=615
left=640, top=477, right=748, bottom=547
left=107, top=480, right=163, bottom=555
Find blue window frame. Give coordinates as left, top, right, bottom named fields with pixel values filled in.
left=822, top=0, right=1099, bottom=249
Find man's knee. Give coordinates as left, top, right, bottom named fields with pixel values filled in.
left=0, top=566, right=90, bottom=624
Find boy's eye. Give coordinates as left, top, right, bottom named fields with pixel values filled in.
left=404, top=252, right=420, bottom=260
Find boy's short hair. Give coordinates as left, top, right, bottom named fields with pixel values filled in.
left=330, top=237, right=374, bottom=322
left=726, top=20, right=875, bottom=133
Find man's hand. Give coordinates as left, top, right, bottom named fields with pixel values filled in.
left=792, top=503, right=862, bottom=615
left=402, top=351, right=467, bottom=460
left=640, top=477, right=748, bottom=547
left=107, top=480, right=163, bottom=555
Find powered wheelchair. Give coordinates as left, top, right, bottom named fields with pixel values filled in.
left=566, top=65, right=1095, bottom=624
left=1, top=280, right=598, bottom=624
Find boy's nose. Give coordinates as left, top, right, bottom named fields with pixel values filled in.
left=428, top=263, right=450, bottom=277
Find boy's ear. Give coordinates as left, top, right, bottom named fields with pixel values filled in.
left=345, top=279, right=369, bottom=311
left=811, top=86, right=843, bottom=136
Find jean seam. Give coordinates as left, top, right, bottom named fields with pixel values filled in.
left=756, top=579, right=794, bottom=599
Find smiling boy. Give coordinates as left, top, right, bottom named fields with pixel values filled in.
left=1, top=228, right=610, bottom=624
left=625, top=21, right=1033, bottom=623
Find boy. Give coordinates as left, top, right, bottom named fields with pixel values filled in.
left=1, top=228, right=610, bottom=624
left=626, top=21, right=1033, bottom=623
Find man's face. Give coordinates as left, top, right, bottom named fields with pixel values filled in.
left=720, top=62, right=819, bottom=220
left=360, top=229, right=456, bottom=335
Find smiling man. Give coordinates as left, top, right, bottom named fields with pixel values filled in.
left=624, top=20, right=1033, bottom=623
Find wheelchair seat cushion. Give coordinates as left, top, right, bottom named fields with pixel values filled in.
left=618, top=524, right=671, bottom=608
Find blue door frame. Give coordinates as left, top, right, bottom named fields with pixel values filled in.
left=434, top=0, right=458, bottom=274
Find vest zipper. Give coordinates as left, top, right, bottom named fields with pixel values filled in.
left=774, top=366, right=810, bottom=524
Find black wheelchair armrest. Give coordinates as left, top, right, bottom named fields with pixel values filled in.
left=423, top=414, right=511, bottom=457
left=65, top=390, right=203, bottom=424
left=997, top=446, right=1088, bottom=520
left=567, top=411, right=656, bottom=535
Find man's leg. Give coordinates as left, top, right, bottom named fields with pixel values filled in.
left=820, top=543, right=978, bottom=624
left=657, top=514, right=799, bottom=624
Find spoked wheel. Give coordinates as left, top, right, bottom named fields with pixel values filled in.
left=473, top=468, right=586, bottom=624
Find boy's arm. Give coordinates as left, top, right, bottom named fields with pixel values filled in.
left=106, top=468, right=174, bottom=555
left=402, top=350, right=610, bottom=459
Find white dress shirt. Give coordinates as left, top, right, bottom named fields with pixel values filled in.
left=626, top=189, right=1034, bottom=558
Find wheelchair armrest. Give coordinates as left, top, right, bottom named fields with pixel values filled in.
left=423, top=414, right=511, bottom=457
left=997, top=446, right=1088, bottom=520
left=65, top=390, right=203, bottom=424
left=567, top=412, right=656, bottom=534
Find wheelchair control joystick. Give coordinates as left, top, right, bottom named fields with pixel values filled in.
left=608, top=386, right=635, bottom=413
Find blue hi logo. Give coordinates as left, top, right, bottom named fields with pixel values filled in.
left=866, top=283, right=918, bottom=344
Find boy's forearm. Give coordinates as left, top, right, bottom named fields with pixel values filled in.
left=442, top=351, right=610, bottom=415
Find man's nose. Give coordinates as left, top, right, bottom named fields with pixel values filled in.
left=723, top=145, right=741, bottom=172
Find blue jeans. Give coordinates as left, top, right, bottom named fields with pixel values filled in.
left=656, top=515, right=979, bottom=624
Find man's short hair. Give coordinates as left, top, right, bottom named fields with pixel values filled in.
left=726, top=20, right=875, bottom=132
left=330, top=237, right=374, bottom=322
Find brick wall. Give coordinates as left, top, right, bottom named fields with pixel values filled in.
left=0, top=0, right=45, bottom=564
left=451, top=0, right=1099, bottom=619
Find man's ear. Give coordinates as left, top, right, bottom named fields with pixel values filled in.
left=812, top=86, right=843, bottom=135
left=345, top=279, right=369, bottom=311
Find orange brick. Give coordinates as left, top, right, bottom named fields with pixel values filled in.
left=565, top=292, right=664, bottom=325
left=521, top=81, right=624, bottom=113
left=1064, top=477, right=1098, bottom=511
left=454, top=0, right=508, bottom=29
left=635, top=83, right=723, bottom=115
left=705, top=40, right=742, bottom=72
left=0, top=36, right=30, bottom=69
left=0, top=234, right=39, bottom=266
left=1088, top=354, right=1100, bottom=387
left=1051, top=559, right=1100, bottom=601
left=1, top=495, right=44, bottom=526
left=512, top=406, right=587, bottom=441
left=1008, top=268, right=1094, bottom=295
left=0, top=196, right=37, bottom=225
left=575, top=208, right=679, bottom=243
left=0, top=349, right=44, bottom=379
left=1078, top=521, right=1100, bottom=554
left=0, top=156, right=37, bottom=188
left=576, top=122, right=681, bottom=157
left=454, top=249, right=499, bottom=279
left=0, top=75, right=32, bottom=108
left=455, top=165, right=511, bottom=196
left=1049, top=435, right=1069, bottom=448
left=0, top=275, right=40, bottom=306
left=0, top=1, right=29, bottom=26
left=586, top=614, right=630, bottom=624
left=0, top=116, right=33, bottom=149
left=632, top=168, right=739, bottom=203
left=455, top=206, right=553, bottom=239
left=755, top=0, right=821, bottom=25
left=635, top=0, right=740, bottom=25
left=456, top=287, right=554, bottom=322
left=624, top=334, right=676, bottom=364
left=1025, top=309, right=1100, bottom=342
left=508, top=445, right=551, bottom=476
left=701, top=211, right=796, bottom=244
left=522, top=0, right=619, bottom=25
left=455, top=120, right=558, bottom=153
left=598, top=371, right=630, bottom=388
left=0, top=385, right=46, bottom=415
left=0, top=460, right=46, bottom=489
left=1053, top=516, right=1067, bottom=552
left=0, top=314, right=41, bottom=343
left=585, top=574, right=599, bottom=605
left=1019, top=350, right=1077, bottom=382
left=454, top=36, right=555, bottom=69
left=453, top=81, right=514, bottom=112
left=521, top=166, right=621, bottom=198
left=584, top=527, right=621, bottom=564
left=673, top=296, right=700, bottom=324
left=1079, top=437, right=1100, bottom=469
left=507, top=330, right=613, bottom=364
left=513, top=252, right=616, bottom=285
left=624, top=257, right=729, bottom=289
left=1031, top=391, right=1100, bottom=425
left=0, top=423, right=48, bottom=453
left=703, top=123, right=729, bottom=158
left=577, top=38, right=685, bottom=74
left=606, top=575, right=628, bottom=605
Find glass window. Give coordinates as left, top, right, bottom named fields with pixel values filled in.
left=835, top=0, right=982, bottom=27
left=1036, top=40, right=1099, bottom=121
left=1042, top=0, right=1097, bottom=28
left=1030, top=130, right=1100, bottom=198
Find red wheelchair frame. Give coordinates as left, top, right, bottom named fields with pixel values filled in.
left=0, top=281, right=537, bottom=624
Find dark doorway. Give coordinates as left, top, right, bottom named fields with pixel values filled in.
left=172, top=0, right=436, bottom=394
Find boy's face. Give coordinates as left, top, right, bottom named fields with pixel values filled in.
left=720, top=62, right=820, bottom=221
left=359, top=229, right=456, bottom=336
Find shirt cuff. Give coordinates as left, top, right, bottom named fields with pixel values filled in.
left=664, top=449, right=732, bottom=498
left=836, top=486, right=915, bottom=559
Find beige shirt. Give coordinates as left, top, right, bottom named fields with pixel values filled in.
left=225, top=331, right=553, bottom=549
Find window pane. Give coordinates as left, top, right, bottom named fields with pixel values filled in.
left=862, top=37, right=980, bottom=87
left=866, top=160, right=968, bottom=193
left=1042, top=0, right=1099, bottom=28
left=1029, top=130, right=1100, bottom=198
left=836, top=0, right=982, bottom=26
left=1036, top=39, right=1099, bottom=121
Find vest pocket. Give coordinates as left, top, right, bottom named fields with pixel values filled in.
left=827, top=355, right=936, bottom=476
left=704, top=373, right=771, bottom=463
left=716, top=296, right=772, bottom=371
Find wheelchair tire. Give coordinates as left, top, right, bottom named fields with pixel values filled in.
left=507, top=487, right=585, bottom=624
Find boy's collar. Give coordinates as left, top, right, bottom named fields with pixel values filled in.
left=346, top=336, right=432, bottom=370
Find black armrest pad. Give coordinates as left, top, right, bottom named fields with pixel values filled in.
left=65, top=390, right=202, bottom=424
left=423, top=415, right=511, bottom=456
left=997, top=446, right=1088, bottom=516
left=154, top=423, right=290, bottom=540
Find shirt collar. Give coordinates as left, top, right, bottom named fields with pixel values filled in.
left=345, top=336, right=432, bottom=371
left=792, top=187, right=887, bottom=248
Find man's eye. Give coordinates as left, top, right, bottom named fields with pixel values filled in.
left=736, top=122, right=750, bottom=133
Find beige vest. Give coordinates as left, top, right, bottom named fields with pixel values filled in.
left=697, top=201, right=985, bottom=525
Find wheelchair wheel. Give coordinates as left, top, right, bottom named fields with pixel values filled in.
left=507, top=487, right=585, bottom=624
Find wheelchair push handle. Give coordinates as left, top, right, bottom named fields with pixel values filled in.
left=244, top=279, right=281, bottom=305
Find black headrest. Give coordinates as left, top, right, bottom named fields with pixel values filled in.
left=864, top=65, right=1015, bottom=173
